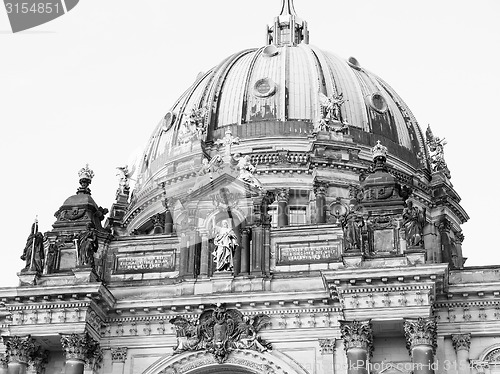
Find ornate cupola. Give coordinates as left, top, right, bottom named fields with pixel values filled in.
left=52, top=165, right=108, bottom=233
left=360, top=141, right=410, bottom=214
left=267, top=0, right=309, bottom=46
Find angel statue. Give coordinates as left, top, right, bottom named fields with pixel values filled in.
left=425, top=125, right=450, bottom=177
left=212, top=221, right=239, bottom=272
left=169, top=316, right=202, bottom=353
left=235, top=154, right=262, bottom=190
left=320, top=92, right=345, bottom=122
left=234, top=314, right=272, bottom=352
left=116, top=164, right=136, bottom=195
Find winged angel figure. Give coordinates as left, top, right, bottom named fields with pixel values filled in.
left=425, top=125, right=450, bottom=177
left=170, top=305, right=272, bottom=363
left=316, top=92, right=348, bottom=133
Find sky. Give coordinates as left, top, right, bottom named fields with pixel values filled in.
left=1, top=0, right=499, bottom=286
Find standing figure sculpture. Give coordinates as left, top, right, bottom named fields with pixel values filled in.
left=340, top=206, right=364, bottom=252
left=77, top=223, right=99, bottom=269
left=403, top=201, right=426, bottom=247
left=212, top=221, right=238, bottom=272
left=21, top=222, right=44, bottom=273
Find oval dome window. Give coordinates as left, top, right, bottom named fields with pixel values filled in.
left=368, top=93, right=388, bottom=113
left=254, top=78, right=277, bottom=98
left=263, top=45, right=279, bottom=57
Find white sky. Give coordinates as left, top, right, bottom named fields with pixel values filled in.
left=1, top=0, right=499, bottom=287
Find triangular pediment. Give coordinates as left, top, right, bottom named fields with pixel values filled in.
left=181, top=173, right=261, bottom=203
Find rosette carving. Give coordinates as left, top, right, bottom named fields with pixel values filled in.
left=339, top=320, right=373, bottom=357
left=403, top=317, right=437, bottom=353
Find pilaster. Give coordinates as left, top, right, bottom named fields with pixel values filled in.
left=452, top=334, right=471, bottom=374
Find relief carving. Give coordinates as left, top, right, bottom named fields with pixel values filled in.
left=170, top=304, right=271, bottom=363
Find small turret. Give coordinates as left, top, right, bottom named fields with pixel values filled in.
left=267, top=0, right=309, bottom=46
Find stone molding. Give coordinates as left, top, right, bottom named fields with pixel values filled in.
left=452, top=333, right=471, bottom=352
left=111, top=347, right=128, bottom=363
left=339, top=320, right=373, bottom=357
left=403, top=317, right=437, bottom=353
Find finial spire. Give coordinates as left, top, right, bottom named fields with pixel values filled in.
left=280, top=0, right=297, bottom=16
left=267, top=0, right=309, bottom=46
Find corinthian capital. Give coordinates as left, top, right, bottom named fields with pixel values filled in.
left=2, top=335, right=37, bottom=364
left=404, top=317, right=437, bottom=353
left=340, top=320, right=373, bottom=357
left=452, top=333, right=471, bottom=352
left=60, top=333, right=99, bottom=362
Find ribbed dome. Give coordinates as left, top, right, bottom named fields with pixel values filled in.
left=139, top=44, right=426, bottom=181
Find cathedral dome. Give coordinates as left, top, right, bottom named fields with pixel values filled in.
left=124, top=0, right=432, bottom=233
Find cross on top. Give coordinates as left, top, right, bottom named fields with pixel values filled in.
left=215, top=129, right=240, bottom=158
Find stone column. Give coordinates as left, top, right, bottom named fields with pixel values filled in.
left=404, top=317, right=437, bottom=374
left=3, top=335, right=36, bottom=374
left=164, top=210, right=173, bottom=234
left=178, top=233, right=189, bottom=277
left=0, top=354, right=8, bottom=374
left=314, top=182, right=328, bottom=224
left=199, top=230, right=210, bottom=278
left=340, top=320, right=373, bottom=374
left=239, top=227, right=251, bottom=275
left=60, top=333, right=99, bottom=374
left=276, top=189, right=289, bottom=227
left=452, top=334, right=471, bottom=374
left=110, top=347, right=127, bottom=374
left=438, top=220, right=452, bottom=267
left=251, top=223, right=263, bottom=276
left=263, top=214, right=272, bottom=275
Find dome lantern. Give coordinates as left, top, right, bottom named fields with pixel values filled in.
left=267, top=0, right=309, bottom=46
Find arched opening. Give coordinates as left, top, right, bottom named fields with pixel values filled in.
left=141, top=350, right=311, bottom=374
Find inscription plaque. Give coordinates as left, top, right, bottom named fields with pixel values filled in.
left=373, top=229, right=395, bottom=252
left=277, top=242, right=341, bottom=265
left=115, top=252, right=176, bottom=273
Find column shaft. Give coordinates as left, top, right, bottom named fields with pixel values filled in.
left=64, top=360, right=84, bottom=374
left=251, top=226, right=263, bottom=275
left=315, top=183, right=327, bottom=224
left=199, top=233, right=209, bottom=278
left=277, top=189, right=289, bottom=227
left=240, top=228, right=251, bottom=274
left=346, top=348, right=368, bottom=374
left=164, top=211, right=173, bottom=234
left=7, top=363, right=28, bottom=374
left=179, top=234, right=188, bottom=276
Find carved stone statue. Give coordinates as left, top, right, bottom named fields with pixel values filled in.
left=340, top=205, right=364, bottom=251
left=76, top=223, right=98, bottom=268
left=403, top=201, right=426, bottom=247
left=43, top=238, right=60, bottom=275
left=316, top=92, right=349, bottom=134
left=212, top=221, right=238, bottom=272
left=426, top=125, right=450, bottom=177
left=236, top=154, right=262, bottom=189
left=21, top=222, right=44, bottom=273
left=177, top=107, right=208, bottom=144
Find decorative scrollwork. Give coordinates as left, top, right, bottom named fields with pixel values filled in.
left=170, top=304, right=272, bottom=363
